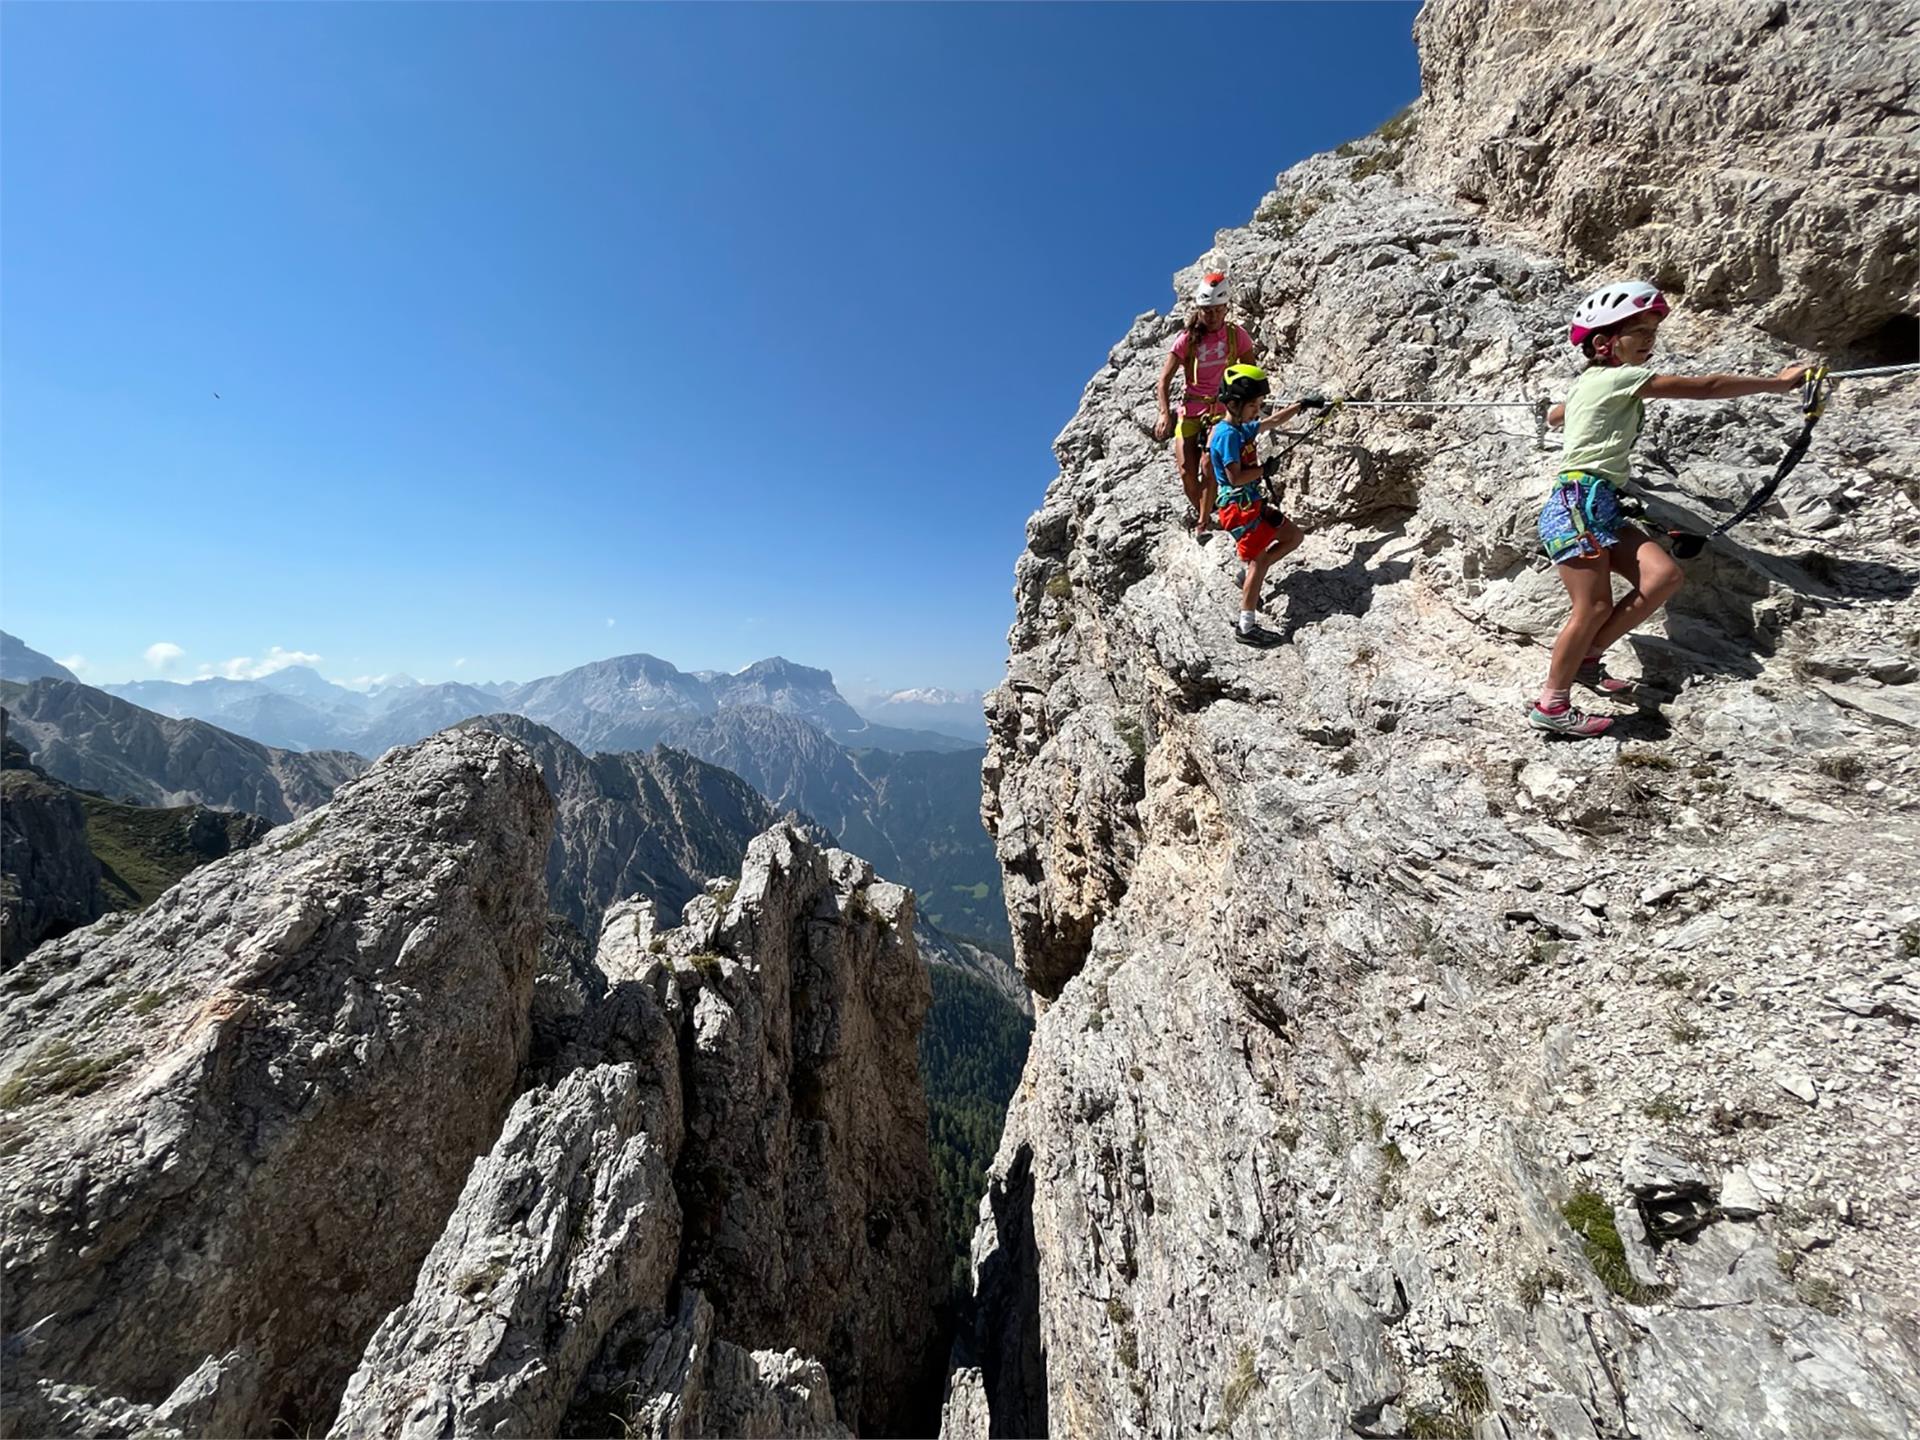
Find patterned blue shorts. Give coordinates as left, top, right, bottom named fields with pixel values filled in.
left=1538, top=471, right=1624, bottom=564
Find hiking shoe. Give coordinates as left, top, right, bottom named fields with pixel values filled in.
left=1528, top=705, right=1613, bottom=738
left=1233, top=622, right=1284, bottom=648
left=1577, top=659, right=1635, bottom=696
left=1196, top=528, right=1215, bottom=545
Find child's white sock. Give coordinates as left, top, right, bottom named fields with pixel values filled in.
left=1238, top=609, right=1256, bottom=633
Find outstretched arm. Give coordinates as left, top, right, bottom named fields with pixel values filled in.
left=1642, top=363, right=1807, bottom=401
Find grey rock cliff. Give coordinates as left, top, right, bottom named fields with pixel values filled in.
left=955, top=2, right=1920, bottom=1437
left=0, top=633, right=79, bottom=686
left=331, top=823, right=946, bottom=1439
left=0, top=729, right=553, bottom=1435
left=1406, top=0, right=1919, bottom=353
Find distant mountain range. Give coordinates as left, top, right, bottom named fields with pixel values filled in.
left=856, top=687, right=988, bottom=742
left=0, top=678, right=365, bottom=824
left=8, top=635, right=1006, bottom=944
left=654, top=708, right=1007, bottom=943
left=0, top=676, right=1020, bottom=1002
left=84, top=647, right=976, bottom=758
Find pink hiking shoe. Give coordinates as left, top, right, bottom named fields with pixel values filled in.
left=1577, top=658, right=1635, bottom=696
left=1528, top=705, right=1614, bottom=738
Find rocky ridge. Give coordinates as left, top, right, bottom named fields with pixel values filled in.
left=2, top=730, right=946, bottom=1437
left=0, top=729, right=553, bottom=1435
left=328, top=824, right=947, bottom=1439
left=0, top=633, right=79, bottom=686
left=0, top=736, right=274, bottom=969
left=952, top=2, right=1920, bottom=1437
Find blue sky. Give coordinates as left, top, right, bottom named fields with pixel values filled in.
left=2, top=2, right=1419, bottom=700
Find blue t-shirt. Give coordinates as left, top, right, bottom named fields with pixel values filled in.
left=1209, top=418, right=1262, bottom=511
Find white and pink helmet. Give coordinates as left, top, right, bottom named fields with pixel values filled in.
left=1191, top=271, right=1231, bottom=307
left=1568, top=281, right=1670, bottom=346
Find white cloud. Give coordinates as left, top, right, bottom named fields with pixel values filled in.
left=144, top=642, right=186, bottom=672
left=195, top=645, right=322, bottom=681
left=57, top=654, right=88, bottom=674
left=453, top=657, right=467, bottom=668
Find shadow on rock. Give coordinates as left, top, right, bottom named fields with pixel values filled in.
left=1271, top=532, right=1414, bottom=643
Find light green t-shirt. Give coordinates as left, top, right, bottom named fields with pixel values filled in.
left=1559, top=363, right=1654, bottom=484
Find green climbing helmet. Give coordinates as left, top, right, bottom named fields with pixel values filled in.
left=1219, top=363, right=1270, bottom=405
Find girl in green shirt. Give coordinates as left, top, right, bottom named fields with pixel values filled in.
left=1531, top=282, right=1807, bottom=738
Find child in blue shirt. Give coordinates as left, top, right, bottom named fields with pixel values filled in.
left=1208, top=364, right=1324, bottom=647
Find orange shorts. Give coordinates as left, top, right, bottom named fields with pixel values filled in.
left=1217, top=500, right=1288, bottom=561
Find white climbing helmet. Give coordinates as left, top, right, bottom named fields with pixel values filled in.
left=1191, top=271, right=1231, bottom=307
left=1569, top=281, right=1670, bottom=346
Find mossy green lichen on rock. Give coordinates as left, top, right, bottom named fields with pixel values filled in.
left=0, top=1037, right=141, bottom=1110
left=1561, top=1189, right=1670, bottom=1304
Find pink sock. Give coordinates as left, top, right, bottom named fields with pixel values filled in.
left=1538, top=686, right=1571, bottom=713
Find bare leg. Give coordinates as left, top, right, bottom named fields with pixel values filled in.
left=1587, top=526, right=1683, bottom=656
left=1176, top=436, right=1213, bottom=532
left=1545, top=551, right=1615, bottom=693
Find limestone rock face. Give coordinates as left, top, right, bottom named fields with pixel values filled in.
left=331, top=823, right=946, bottom=1439
left=329, top=1061, right=685, bottom=1440
left=1407, top=0, right=1920, bottom=353
left=663, top=829, right=948, bottom=1436
left=597, top=1288, right=852, bottom=1440
left=960, top=2, right=1920, bottom=1436
left=0, top=729, right=553, bottom=1435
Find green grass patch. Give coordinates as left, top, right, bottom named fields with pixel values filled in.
left=0, top=1038, right=141, bottom=1109
left=1795, top=1274, right=1847, bottom=1316
left=1440, top=1355, right=1490, bottom=1415
left=128, top=986, right=185, bottom=1017
left=1618, top=747, right=1678, bottom=771
left=1044, top=573, right=1072, bottom=600
left=1406, top=1405, right=1470, bottom=1440
left=1814, top=752, right=1864, bottom=785
left=1640, top=1093, right=1685, bottom=1122
left=1561, top=1190, right=1670, bottom=1303
left=1221, top=1345, right=1261, bottom=1426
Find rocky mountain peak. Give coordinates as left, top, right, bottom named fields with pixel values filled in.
left=0, top=632, right=79, bottom=686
